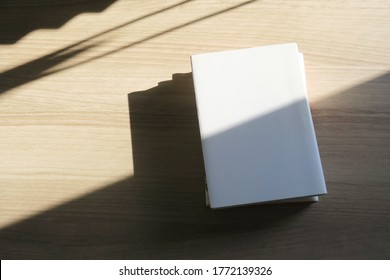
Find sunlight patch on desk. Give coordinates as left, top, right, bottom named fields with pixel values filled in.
left=307, top=68, right=390, bottom=103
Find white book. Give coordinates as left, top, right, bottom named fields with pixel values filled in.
left=191, top=43, right=327, bottom=209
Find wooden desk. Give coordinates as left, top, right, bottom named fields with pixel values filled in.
left=0, top=0, right=389, bottom=259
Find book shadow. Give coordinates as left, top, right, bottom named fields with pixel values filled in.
left=1, top=72, right=389, bottom=259
left=0, top=73, right=311, bottom=259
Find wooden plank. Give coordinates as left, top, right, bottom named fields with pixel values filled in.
left=0, top=0, right=389, bottom=259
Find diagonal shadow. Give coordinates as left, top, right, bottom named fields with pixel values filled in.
left=43, top=0, right=258, bottom=77
left=0, top=73, right=311, bottom=259
left=0, top=0, right=256, bottom=96
left=0, top=72, right=389, bottom=259
left=0, top=0, right=194, bottom=95
left=0, top=0, right=117, bottom=44
left=0, top=40, right=105, bottom=94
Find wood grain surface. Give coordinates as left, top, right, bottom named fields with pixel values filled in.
left=0, top=0, right=389, bottom=259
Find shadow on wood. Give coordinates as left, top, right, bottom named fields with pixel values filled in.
left=0, top=72, right=389, bottom=259
left=0, top=0, right=255, bottom=96
left=0, top=0, right=117, bottom=44
left=0, top=73, right=311, bottom=259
